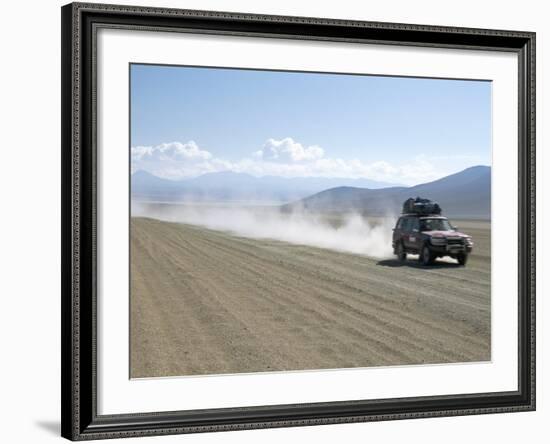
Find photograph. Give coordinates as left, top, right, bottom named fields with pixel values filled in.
left=129, top=64, right=492, bottom=379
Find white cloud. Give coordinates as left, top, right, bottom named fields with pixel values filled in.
left=131, top=141, right=212, bottom=163
left=253, top=137, right=324, bottom=162
left=131, top=138, right=463, bottom=185
left=131, top=141, right=217, bottom=179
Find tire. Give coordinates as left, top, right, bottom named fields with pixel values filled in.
left=396, top=242, right=406, bottom=262
left=457, top=253, right=468, bottom=266
left=420, top=245, right=434, bottom=266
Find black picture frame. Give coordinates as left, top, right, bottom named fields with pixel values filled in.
left=61, top=2, right=536, bottom=440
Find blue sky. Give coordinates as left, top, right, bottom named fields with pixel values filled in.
left=130, top=64, right=491, bottom=186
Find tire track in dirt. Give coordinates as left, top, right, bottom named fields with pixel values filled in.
left=159, top=222, right=490, bottom=356
left=149, top=222, right=476, bottom=364
left=130, top=217, right=491, bottom=378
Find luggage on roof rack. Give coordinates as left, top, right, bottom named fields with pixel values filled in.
left=402, top=197, right=441, bottom=215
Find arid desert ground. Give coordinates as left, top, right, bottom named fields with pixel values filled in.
left=130, top=213, right=490, bottom=378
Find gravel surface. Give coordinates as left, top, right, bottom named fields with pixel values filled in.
left=130, top=217, right=491, bottom=378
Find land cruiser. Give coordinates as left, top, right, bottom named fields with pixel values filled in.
left=392, top=202, right=474, bottom=266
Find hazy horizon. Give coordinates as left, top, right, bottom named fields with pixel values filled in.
left=132, top=163, right=490, bottom=188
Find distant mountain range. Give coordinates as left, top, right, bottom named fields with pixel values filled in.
left=282, top=165, right=491, bottom=219
left=131, top=170, right=401, bottom=203
left=132, top=166, right=491, bottom=219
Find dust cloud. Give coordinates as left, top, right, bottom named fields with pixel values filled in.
left=132, top=202, right=395, bottom=259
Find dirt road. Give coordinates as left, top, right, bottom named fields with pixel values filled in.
left=130, top=217, right=490, bottom=378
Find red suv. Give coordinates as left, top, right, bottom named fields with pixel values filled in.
left=392, top=214, right=474, bottom=265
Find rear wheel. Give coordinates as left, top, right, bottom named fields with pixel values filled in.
left=420, top=245, right=434, bottom=266
left=457, top=253, right=468, bottom=266
left=396, top=242, right=406, bottom=262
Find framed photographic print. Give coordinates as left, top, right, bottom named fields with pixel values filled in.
left=61, top=2, right=536, bottom=440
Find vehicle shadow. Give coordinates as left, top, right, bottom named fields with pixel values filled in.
left=376, top=258, right=461, bottom=269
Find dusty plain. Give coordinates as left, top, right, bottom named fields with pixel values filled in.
left=130, top=214, right=490, bottom=378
